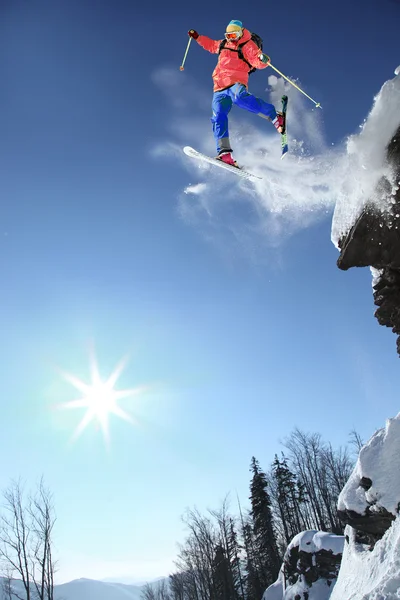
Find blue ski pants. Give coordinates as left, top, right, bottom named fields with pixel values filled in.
left=211, top=83, right=277, bottom=154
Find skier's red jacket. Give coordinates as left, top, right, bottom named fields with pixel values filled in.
left=196, top=29, right=268, bottom=92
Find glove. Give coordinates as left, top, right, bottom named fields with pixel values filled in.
left=188, top=29, right=199, bottom=40
left=259, top=53, right=271, bottom=65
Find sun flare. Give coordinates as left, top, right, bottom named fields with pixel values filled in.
left=60, top=352, right=144, bottom=444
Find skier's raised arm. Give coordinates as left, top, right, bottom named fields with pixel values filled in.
left=188, top=29, right=222, bottom=54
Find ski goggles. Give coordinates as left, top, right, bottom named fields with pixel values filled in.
left=225, top=31, right=241, bottom=41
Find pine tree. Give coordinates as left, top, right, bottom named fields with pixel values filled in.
left=209, top=499, right=243, bottom=600
left=249, top=457, right=281, bottom=592
left=242, top=521, right=263, bottom=600
left=212, top=544, right=236, bottom=600
left=227, top=518, right=245, bottom=600
left=236, top=495, right=259, bottom=600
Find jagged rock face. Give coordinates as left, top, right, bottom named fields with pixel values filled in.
left=336, top=208, right=400, bottom=271
left=337, top=506, right=395, bottom=546
left=336, top=125, right=400, bottom=355
left=337, top=125, right=400, bottom=271
left=284, top=544, right=342, bottom=592
left=373, top=268, right=400, bottom=355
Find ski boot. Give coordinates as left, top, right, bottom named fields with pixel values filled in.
left=273, top=113, right=285, bottom=134
left=216, top=150, right=239, bottom=168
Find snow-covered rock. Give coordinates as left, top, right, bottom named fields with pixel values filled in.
left=263, top=531, right=344, bottom=600
left=331, top=413, right=400, bottom=599
left=332, top=68, right=400, bottom=249
left=337, top=413, right=400, bottom=545
left=332, top=68, right=400, bottom=355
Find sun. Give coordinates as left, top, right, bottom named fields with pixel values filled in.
left=60, top=351, right=144, bottom=444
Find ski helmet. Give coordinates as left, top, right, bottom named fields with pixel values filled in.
left=226, top=20, right=243, bottom=31
left=225, top=20, right=243, bottom=41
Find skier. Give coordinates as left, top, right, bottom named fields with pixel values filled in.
left=188, top=20, right=284, bottom=167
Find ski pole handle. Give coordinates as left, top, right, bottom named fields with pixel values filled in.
left=269, top=63, right=322, bottom=108
left=180, top=37, right=192, bottom=71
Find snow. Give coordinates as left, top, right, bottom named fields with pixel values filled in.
left=370, top=266, right=383, bottom=288
left=331, top=71, right=400, bottom=246
left=184, top=183, right=208, bottom=195
left=262, top=573, right=284, bottom=600
left=330, top=518, right=400, bottom=600
left=284, top=577, right=336, bottom=600
left=287, top=530, right=344, bottom=556
left=338, top=412, right=400, bottom=516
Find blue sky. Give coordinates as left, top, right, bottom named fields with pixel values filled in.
left=0, top=0, right=399, bottom=585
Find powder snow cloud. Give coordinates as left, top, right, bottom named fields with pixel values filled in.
left=151, top=66, right=400, bottom=259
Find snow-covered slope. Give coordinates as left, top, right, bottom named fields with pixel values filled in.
left=331, top=413, right=400, bottom=600
left=330, top=517, right=400, bottom=600
left=0, top=577, right=145, bottom=600
left=338, top=414, right=400, bottom=518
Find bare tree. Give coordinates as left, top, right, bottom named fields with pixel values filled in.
left=142, top=582, right=158, bottom=600
left=0, top=479, right=57, bottom=600
left=0, top=481, right=32, bottom=600
left=169, top=572, right=186, bottom=600
left=29, top=480, right=56, bottom=600
left=284, top=429, right=350, bottom=534
left=142, top=580, right=171, bottom=600
left=172, top=508, right=220, bottom=600
left=349, top=429, right=364, bottom=454
left=322, top=443, right=353, bottom=499
left=157, top=579, right=171, bottom=600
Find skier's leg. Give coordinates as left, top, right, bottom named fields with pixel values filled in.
left=231, top=83, right=280, bottom=125
left=211, top=91, right=233, bottom=155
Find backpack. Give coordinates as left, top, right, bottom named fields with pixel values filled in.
left=218, top=33, right=263, bottom=75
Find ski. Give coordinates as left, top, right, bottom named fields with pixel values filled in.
left=280, top=95, right=288, bottom=158
left=183, top=146, right=262, bottom=180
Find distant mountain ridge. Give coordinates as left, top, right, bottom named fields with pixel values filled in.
left=0, top=576, right=155, bottom=600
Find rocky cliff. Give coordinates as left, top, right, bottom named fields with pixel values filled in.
left=333, top=69, right=400, bottom=355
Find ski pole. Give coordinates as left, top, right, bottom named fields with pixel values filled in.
left=180, top=37, right=192, bottom=71
left=269, top=62, right=322, bottom=108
